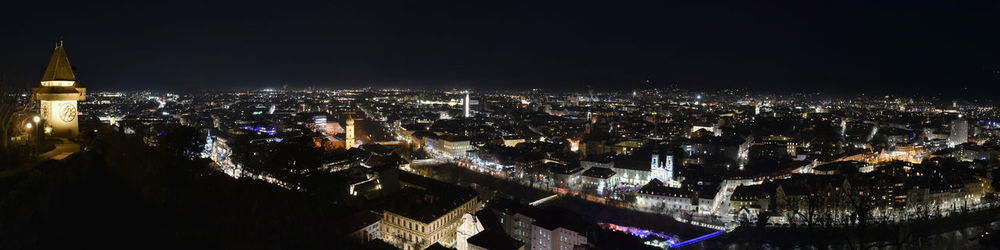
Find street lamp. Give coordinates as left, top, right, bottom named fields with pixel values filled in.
left=32, top=115, right=40, bottom=124
left=25, top=122, right=33, bottom=129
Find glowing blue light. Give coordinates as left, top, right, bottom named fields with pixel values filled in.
left=670, top=230, right=724, bottom=248
left=240, top=125, right=277, bottom=136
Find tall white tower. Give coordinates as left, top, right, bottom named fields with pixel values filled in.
left=840, top=119, right=848, bottom=138
left=464, top=91, right=471, bottom=118
left=32, top=42, right=85, bottom=138
left=949, top=118, right=968, bottom=147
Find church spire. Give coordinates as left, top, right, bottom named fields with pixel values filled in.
left=41, top=42, right=76, bottom=82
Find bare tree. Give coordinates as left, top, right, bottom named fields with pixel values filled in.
left=840, top=183, right=885, bottom=250
left=0, top=75, right=36, bottom=168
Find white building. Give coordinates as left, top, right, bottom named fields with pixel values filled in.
left=456, top=213, right=486, bottom=250
left=580, top=167, right=616, bottom=194
left=635, top=179, right=692, bottom=212
left=425, top=134, right=473, bottom=158
left=531, top=222, right=587, bottom=250
left=312, top=115, right=327, bottom=133
left=608, top=153, right=675, bottom=187
left=651, top=154, right=674, bottom=184
left=948, top=118, right=968, bottom=147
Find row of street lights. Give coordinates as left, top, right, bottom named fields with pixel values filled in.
left=24, top=115, right=52, bottom=135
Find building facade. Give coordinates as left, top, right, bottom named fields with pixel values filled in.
left=530, top=224, right=587, bottom=250
left=425, top=134, right=473, bottom=158
left=456, top=213, right=485, bottom=250
left=949, top=119, right=968, bottom=147
left=381, top=195, right=478, bottom=250
left=380, top=185, right=479, bottom=250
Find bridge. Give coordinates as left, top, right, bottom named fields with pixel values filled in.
left=599, top=222, right=725, bottom=249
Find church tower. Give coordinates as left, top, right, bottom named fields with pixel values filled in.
left=32, top=42, right=85, bottom=138
left=650, top=152, right=674, bottom=185
left=345, top=114, right=356, bottom=148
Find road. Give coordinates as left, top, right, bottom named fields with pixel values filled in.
left=38, top=138, right=80, bottom=160
left=0, top=138, right=81, bottom=178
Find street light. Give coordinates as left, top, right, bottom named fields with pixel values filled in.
left=33, top=115, right=40, bottom=123
left=25, top=122, right=33, bottom=129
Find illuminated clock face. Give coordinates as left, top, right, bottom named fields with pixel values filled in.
left=60, top=103, right=77, bottom=122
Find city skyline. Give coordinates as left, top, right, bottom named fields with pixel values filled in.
left=4, top=2, right=1000, bottom=249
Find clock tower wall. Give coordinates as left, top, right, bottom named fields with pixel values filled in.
left=40, top=100, right=79, bottom=137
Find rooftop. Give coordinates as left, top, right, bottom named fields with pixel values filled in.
left=381, top=172, right=478, bottom=223
left=582, top=167, right=616, bottom=179
left=467, top=230, right=523, bottom=250
left=41, top=43, right=77, bottom=83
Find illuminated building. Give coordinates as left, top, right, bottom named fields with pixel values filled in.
left=464, top=91, right=471, bottom=118
left=456, top=213, right=485, bottom=250
left=200, top=131, right=214, bottom=158
left=423, top=134, right=472, bottom=158
left=503, top=137, right=526, bottom=147
left=650, top=153, right=674, bottom=184
left=581, top=167, right=616, bottom=194
left=729, top=184, right=773, bottom=221
left=379, top=181, right=478, bottom=250
left=530, top=218, right=587, bottom=250
left=346, top=114, right=356, bottom=148
left=313, top=115, right=327, bottom=133
left=636, top=179, right=692, bottom=212
left=690, top=122, right=720, bottom=137
left=549, top=163, right=583, bottom=189
left=566, top=138, right=580, bottom=152
left=948, top=118, right=968, bottom=147
left=32, top=42, right=86, bottom=137
left=611, top=157, right=653, bottom=186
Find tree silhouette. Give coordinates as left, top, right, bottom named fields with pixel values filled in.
left=0, top=85, right=35, bottom=169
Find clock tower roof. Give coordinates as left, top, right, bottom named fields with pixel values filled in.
left=41, top=42, right=76, bottom=82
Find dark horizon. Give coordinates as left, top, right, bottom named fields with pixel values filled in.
left=2, top=1, right=998, bottom=98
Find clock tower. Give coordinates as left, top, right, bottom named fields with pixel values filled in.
left=345, top=114, right=356, bottom=148
left=32, top=42, right=86, bottom=138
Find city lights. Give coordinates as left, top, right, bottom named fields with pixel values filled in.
left=4, top=2, right=998, bottom=249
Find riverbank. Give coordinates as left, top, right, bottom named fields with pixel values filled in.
left=541, top=195, right=717, bottom=240
left=714, top=206, right=1000, bottom=249
left=410, top=162, right=718, bottom=240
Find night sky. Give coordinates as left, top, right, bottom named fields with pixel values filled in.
left=2, top=1, right=998, bottom=96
